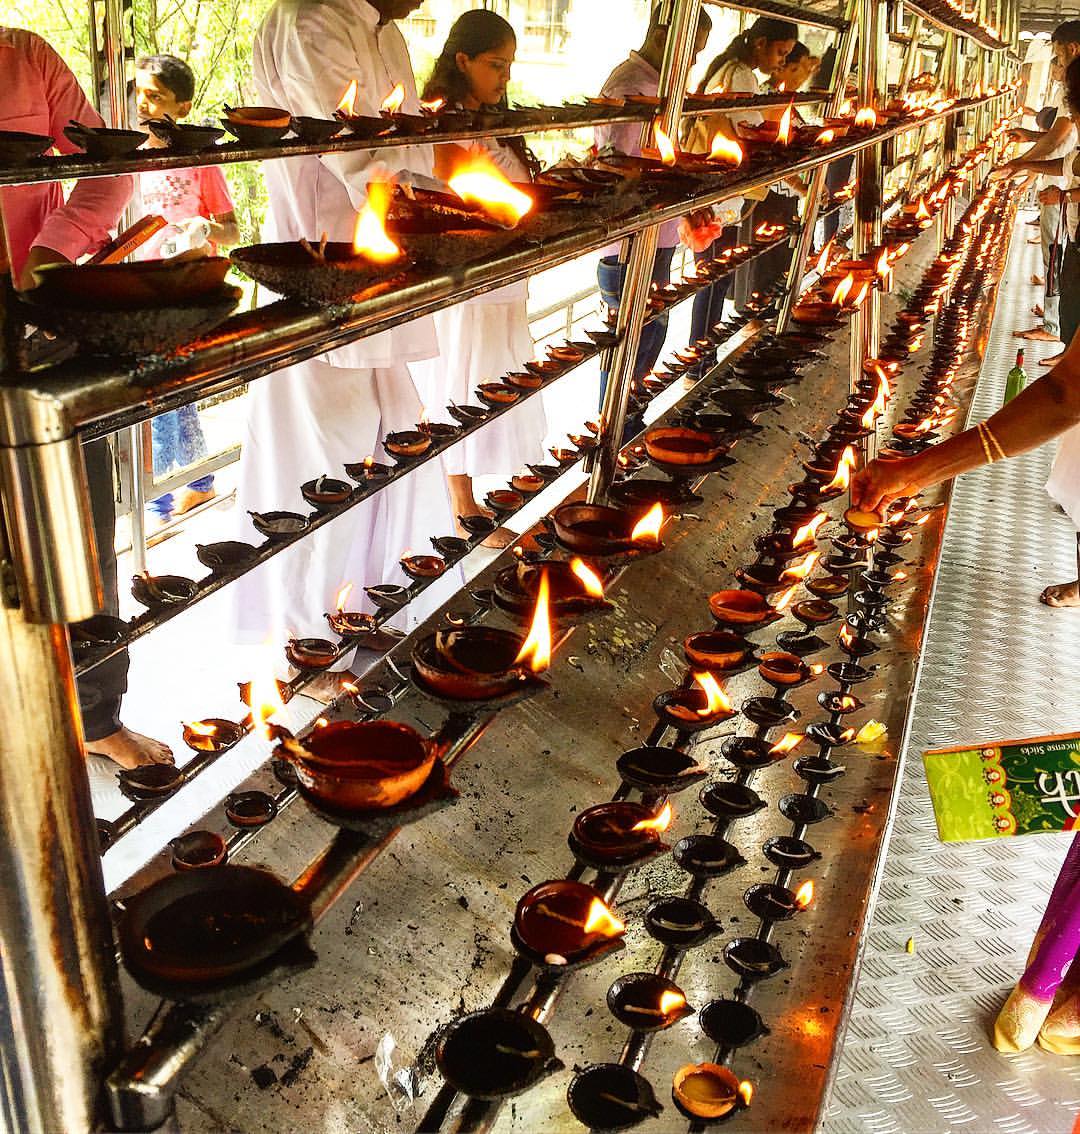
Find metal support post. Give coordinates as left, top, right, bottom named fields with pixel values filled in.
left=897, top=15, right=924, bottom=98
left=587, top=0, right=702, bottom=501
left=775, top=0, right=860, bottom=334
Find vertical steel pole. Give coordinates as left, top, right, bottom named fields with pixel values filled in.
left=775, top=0, right=861, bottom=333
left=588, top=0, right=702, bottom=500
left=897, top=15, right=924, bottom=98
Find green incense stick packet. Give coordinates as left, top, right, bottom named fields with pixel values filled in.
left=924, top=732, right=1080, bottom=842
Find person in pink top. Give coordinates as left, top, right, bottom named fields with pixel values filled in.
left=134, top=53, right=240, bottom=524
left=0, top=26, right=174, bottom=769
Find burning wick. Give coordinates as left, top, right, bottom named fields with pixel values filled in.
left=690, top=670, right=732, bottom=719
left=780, top=551, right=820, bottom=583
left=380, top=82, right=406, bottom=115
left=448, top=151, right=533, bottom=227
left=709, top=131, right=744, bottom=165
left=536, top=896, right=625, bottom=934
left=623, top=990, right=687, bottom=1018
left=824, top=446, right=857, bottom=493
left=653, top=121, right=677, bottom=166
left=814, top=240, right=833, bottom=276
left=631, top=802, right=673, bottom=833
left=854, top=106, right=878, bottom=129
left=570, top=558, right=605, bottom=598
left=739, top=1082, right=754, bottom=1107
left=839, top=623, right=857, bottom=650
left=336, top=582, right=353, bottom=611
left=249, top=662, right=286, bottom=741
left=352, top=177, right=402, bottom=264
left=514, top=570, right=553, bottom=674
left=419, top=96, right=445, bottom=114
left=793, top=512, right=827, bottom=546
left=815, top=128, right=836, bottom=145
left=773, top=584, right=799, bottom=612
left=336, top=78, right=359, bottom=117
left=830, top=272, right=854, bottom=306
left=795, top=880, right=814, bottom=909
left=769, top=732, right=804, bottom=756
left=776, top=102, right=794, bottom=145
left=631, top=502, right=664, bottom=544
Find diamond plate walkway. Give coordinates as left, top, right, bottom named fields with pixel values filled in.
left=824, top=216, right=1080, bottom=1133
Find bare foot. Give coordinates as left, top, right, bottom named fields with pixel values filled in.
left=173, top=486, right=217, bottom=515
left=297, top=669, right=360, bottom=705
left=1013, top=327, right=1059, bottom=341
left=1032, top=274, right=1045, bottom=286
left=88, top=726, right=174, bottom=770
left=1040, top=352, right=1065, bottom=367
left=482, top=526, right=517, bottom=550
left=1040, top=580, right=1080, bottom=607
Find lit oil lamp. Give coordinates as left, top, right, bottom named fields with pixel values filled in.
left=721, top=732, right=800, bottom=771
left=448, top=150, right=533, bottom=228
left=607, top=974, right=693, bottom=1031
left=494, top=557, right=611, bottom=625
left=569, top=801, right=672, bottom=871
left=512, top=881, right=625, bottom=968
left=182, top=718, right=244, bottom=753
left=672, top=1064, right=753, bottom=1122
left=837, top=619, right=878, bottom=659
left=744, top=879, right=815, bottom=922
left=344, top=455, right=393, bottom=485
left=654, top=670, right=735, bottom=731
left=551, top=501, right=664, bottom=558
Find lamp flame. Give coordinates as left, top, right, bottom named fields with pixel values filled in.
left=876, top=248, right=891, bottom=278
left=659, top=990, right=686, bottom=1015
left=185, top=720, right=217, bottom=738
left=851, top=281, right=870, bottom=309
left=631, top=801, right=673, bottom=833
left=839, top=623, right=856, bottom=650
left=352, top=178, right=402, bottom=263
left=777, top=102, right=794, bottom=145
left=631, top=502, right=664, bottom=543
left=709, top=131, right=744, bottom=165
left=335, top=582, right=354, bottom=611
left=815, top=128, right=836, bottom=145
left=448, top=151, right=533, bottom=227
left=824, top=445, right=857, bottom=492
left=781, top=551, right=820, bottom=582
left=830, top=272, right=855, bottom=306
left=570, top=558, right=605, bottom=598
left=795, top=880, right=815, bottom=908
left=854, top=106, right=877, bottom=128
left=380, top=83, right=405, bottom=115
left=514, top=569, right=552, bottom=673
left=774, top=584, right=799, bottom=612
left=336, top=78, right=359, bottom=117
left=814, top=240, right=833, bottom=276
left=692, top=670, right=733, bottom=718
left=583, top=897, right=625, bottom=937
left=653, top=121, right=677, bottom=166
left=769, top=731, right=804, bottom=755
left=419, top=96, right=445, bottom=114
left=249, top=657, right=285, bottom=742
left=739, top=1082, right=754, bottom=1106
left=792, top=512, right=827, bottom=546
left=915, top=196, right=931, bottom=221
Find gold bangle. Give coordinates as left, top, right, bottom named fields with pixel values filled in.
left=975, top=422, right=996, bottom=465
left=983, top=420, right=1008, bottom=461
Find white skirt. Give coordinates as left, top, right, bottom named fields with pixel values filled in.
left=232, top=356, right=453, bottom=651
left=1047, top=421, right=1080, bottom=529
left=414, top=300, right=548, bottom=478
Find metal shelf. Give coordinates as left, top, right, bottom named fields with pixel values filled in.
left=703, top=0, right=849, bottom=31
left=0, top=90, right=1008, bottom=450
left=904, top=0, right=1008, bottom=50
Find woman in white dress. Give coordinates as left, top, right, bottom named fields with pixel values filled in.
left=412, top=10, right=548, bottom=546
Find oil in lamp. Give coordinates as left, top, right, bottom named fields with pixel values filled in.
left=672, top=1064, right=752, bottom=1122
left=654, top=670, right=735, bottom=731
left=435, top=1008, right=562, bottom=1100
left=607, top=974, right=693, bottom=1031
left=301, top=475, right=353, bottom=512
left=383, top=429, right=432, bottom=458
left=117, top=762, right=185, bottom=801
left=485, top=488, right=524, bottom=514
left=763, top=834, right=820, bottom=870
left=512, top=881, right=625, bottom=968
left=708, top=588, right=782, bottom=628
left=286, top=636, right=338, bottom=671
left=551, top=500, right=664, bottom=558
left=195, top=540, right=258, bottom=573
left=643, top=424, right=729, bottom=469
left=249, top=510, right=310, bottom=539
left=794, top=754, right=847, bottom=784
left=643, top=896, right=720, bottom=948
left=699, top=998, right=768, bottom=1048
left=567, top=1064, right=663, bottom=1129
left=683, top=629, right=752, bottom=671
left=182, top=718, right=244, bottom=753
left=673, top=832, right=745, bottom=878
left=170, top=830, right=227, bottom=871
left=723, top=936, right=787, bottom=982
left=344, top=455, right=393, bottom=484
left=400, top=553, right=447, bottom=580
left=131, top=572, right=198, bottom=608
left=568, top=801, right=672, bottom=871
left=700, top=780, right=765, bottom=820
left=225, top=790, right=278, bottom=828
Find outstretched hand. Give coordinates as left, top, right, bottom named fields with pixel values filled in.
left=851, top=455, right=925, bottom=515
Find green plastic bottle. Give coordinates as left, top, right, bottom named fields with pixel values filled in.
left=1003, top=349, right=1026, bottom=404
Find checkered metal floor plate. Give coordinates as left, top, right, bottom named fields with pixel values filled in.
left=823, top=218, right=1080, bottom=1132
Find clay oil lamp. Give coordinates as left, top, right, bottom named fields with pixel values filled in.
left=324, top=584, right=375, bottom=638
left=170, top=830, right=227, bottom=871
left=791, top=290, right=845, bottom=328
left=724, top=730, right=804, bottom=771
left=765, top=834, right=821, bottom=873
left=510, top=472, right=546, bottom=496
left=457, top=513, right=497, bottom=540
left=362, top=583, right=407, bottom=613
left=700, top=781, right=765, bottom=821
left=673, top=832, right=745, bottom=878
left=805, top=572, right=849, bottom=599
left=837, top=619, right=878, bottom=660
left=643, top=426, right=730, bottom=473
left=118, top=865, right=312, bottom=994
left=567, top=1064, right=663, bottom=1131
left=740, top=694, right=799, bottom=730
left=551, top=500, right=664, bottom=559
left=512, top=880, right=625, bottom=969
left=569, top=802, right=672, bottom=872
left=547, top=343, right=586, bottom=365
left=225, top=790, right=278, bottom=828
left=654, top=670, right=735, bottom=733
left=300, top=475, right=353, bottom=513
left=70, top=613, right=129, bottom=659
left=384, top=429, right=431, bottom=459
left=525, top=461, right=560, bottom=483
left=683, top=629, right=752, bottom=672
left=146, top=116, right=224, bottom=153
left=778, top=791, right=833, bottom=826
left=738, top=550, right=819, bottom=596
left=344, top=455, right=393, bottom=485
left=699, top=998, right=769, bottom=1048
left=400, top=553, right=447, bottom=580
left=116, top=762, right=185, bottom=802
left=615, top=745, right=708, bottom=796
left=794, top=753, right=847, bottom=785
left=412, top=576, right=552, bottom=706
left=131, top=572, right=198, bottom=609
left=494, top=557, right=611, bottom=626
left=643, top=896, right=720, bottom=948
left=249, top=510, right=310, bottom=539
left=435, top=1008, right=562, bottom=1100
left=723, top=936, right=787, bottom=982
left=672, top=1064, right=753, bottom=1123
left=446, top=403, right=488, bottom=427
left=285, top=636, right=338, bottom=671
left=195, top=540, right=258, bottom=574
left=708, top=588, right=784, bottom=629
left=485, top=488, right=524, bottom=515
left=276, top=719, right=436, bottom=814
left=792, top=598, right=839, bottom=628
left=182, top=718, right=244, bottom=753
left=506, top=370, right=543, bottom=392
left=744, top=879, right=814, bottom=923
left=472, top=382, right=519, bottom=409
left=607, top=973, right=693, bottom=1032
